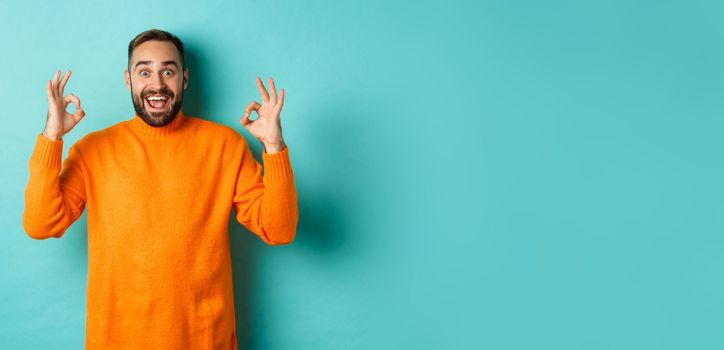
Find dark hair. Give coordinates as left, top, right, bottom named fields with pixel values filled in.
left=127, top=29, right=185, bottom=69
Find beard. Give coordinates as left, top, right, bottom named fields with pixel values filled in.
left=130, top=83, right=184, bottom=127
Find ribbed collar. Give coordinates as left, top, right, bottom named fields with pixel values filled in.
left=129, top=110, right=186, bottom=137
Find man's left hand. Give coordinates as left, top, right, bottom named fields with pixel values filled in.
left=240, top=76, right=286, bottom=153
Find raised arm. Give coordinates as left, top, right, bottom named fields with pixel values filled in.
left=233, top=76, right=298, bottom=245
left=22, top=70, right=88, bottom=239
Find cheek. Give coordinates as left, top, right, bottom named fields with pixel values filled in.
left=133, top=89, right=146, bottom=103
left=173, top=77, right=184, bottom=90
left=169, top=83, right=183, bottom=97
left=133, top=84, right=147, bottom=96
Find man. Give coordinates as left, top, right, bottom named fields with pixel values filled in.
left=22, top=29, right=298, bottom=349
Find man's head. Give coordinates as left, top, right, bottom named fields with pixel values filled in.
left=125, top=29, right=188, bottom=127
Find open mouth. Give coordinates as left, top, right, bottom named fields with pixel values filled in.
left=144, top=95, right=170, bottom=111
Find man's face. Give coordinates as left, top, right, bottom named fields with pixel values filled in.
left=124, top=40, right=188, bottom=127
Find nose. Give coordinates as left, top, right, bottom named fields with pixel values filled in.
left=149, top=72, right=166, bottom=89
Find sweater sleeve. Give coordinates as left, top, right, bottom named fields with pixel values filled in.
left=231, top=136, right=299, bottom=245
left=22, top=133, right=87, bottom=239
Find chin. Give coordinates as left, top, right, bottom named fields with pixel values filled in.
left=132, top=95, right=183, bottom=127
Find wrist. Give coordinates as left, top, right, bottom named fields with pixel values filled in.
left=42, top=131, right=62, bottom=141
left=263, top=140, right=286, bottom=154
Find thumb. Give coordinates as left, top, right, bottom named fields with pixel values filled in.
left=239, top=111, right=252, bottom=127
left=71, top=108, right=86, bottom=123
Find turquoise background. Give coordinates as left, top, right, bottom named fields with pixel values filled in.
left=1, top=0, right=723, bottom=348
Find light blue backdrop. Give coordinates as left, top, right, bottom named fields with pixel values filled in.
left=1, top=0, right=723, bottom=349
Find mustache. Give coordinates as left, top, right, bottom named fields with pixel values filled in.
left=141, top=88, right=174, bottom=99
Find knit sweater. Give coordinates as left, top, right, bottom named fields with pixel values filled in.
left=22, top=110, right=298, bottom=349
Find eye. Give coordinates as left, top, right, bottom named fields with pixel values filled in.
left=140, top=71, right=149, bottom=77
left=163, top=70, right=174, bottom=76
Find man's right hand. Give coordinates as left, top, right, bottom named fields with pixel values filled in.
left=43, top=70, right=85, bottom=141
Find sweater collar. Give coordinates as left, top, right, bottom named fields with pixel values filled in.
left=129, top=110, right=186, bottom=137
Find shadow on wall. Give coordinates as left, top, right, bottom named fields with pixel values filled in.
left=180, top=42, right=208, bottom=118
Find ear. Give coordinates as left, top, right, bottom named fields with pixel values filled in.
left=183, top=67, right=189, bottom=90
left=124, top=69, right=131, bottom=92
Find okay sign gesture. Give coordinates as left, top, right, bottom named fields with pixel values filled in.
left=240, top=77, right=286, bottom=153
left=43, top=70, right=86, bottom=141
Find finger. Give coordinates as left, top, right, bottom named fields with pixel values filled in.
left=64, top=93, right=81, bottom=112
left=59, top=70, right=71, bottom=97
left=65, top=94, right=85, bottom=122
left=255, top=76, right=269, bottom=102
left=70, top=107, right=86, bottom=122
left=241, top=101, right=261, bottom=126
left=46, top=80, right=55, bottom=104
left=244, top=100, right=261, bottom=115
left=240, top=113, right=251, bottom=127
left=50, top=70, right=60, bottom=99
left=267, top=77, right=277, bottom=105
left=275, top=88, right=285, bottom=111
left=53, top=70, right=62, bottom=99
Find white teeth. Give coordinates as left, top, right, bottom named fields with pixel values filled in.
left=147, top=96, right=167, bottom=101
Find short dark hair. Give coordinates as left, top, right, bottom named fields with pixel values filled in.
left=128, top=29, right=185, bottom=69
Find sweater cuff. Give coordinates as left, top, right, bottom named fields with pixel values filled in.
left=262, top=146, right=294, bottom=182
left=30, top=133, right=63, bottom=170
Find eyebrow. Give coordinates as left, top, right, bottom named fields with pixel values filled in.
left=134, top=60, right=179, bottom=70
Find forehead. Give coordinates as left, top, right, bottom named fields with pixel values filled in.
left=130, top=40, right=181, bottom=67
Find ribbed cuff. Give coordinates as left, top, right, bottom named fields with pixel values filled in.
left=30, top=133, right=63, bottom=170
left=262, top=146, right=294, bottom=182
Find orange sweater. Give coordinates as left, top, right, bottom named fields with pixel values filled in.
left=22, top=110, right=298, bottom=349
